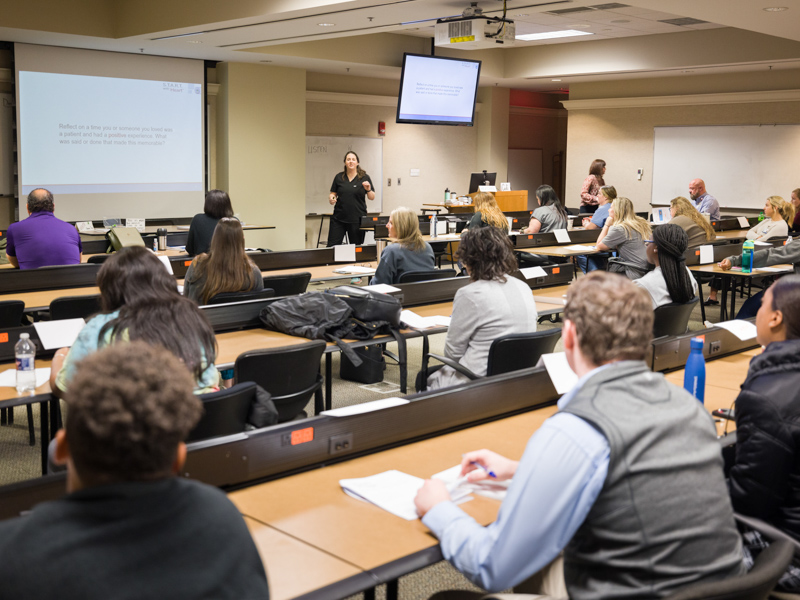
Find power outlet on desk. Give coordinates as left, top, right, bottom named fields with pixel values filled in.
left=710, top=340, right=722, bottom=355
left=329, top=433, right=353, bottom=455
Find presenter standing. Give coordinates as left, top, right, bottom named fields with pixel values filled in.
left=328, top=151, right=374, bottom=246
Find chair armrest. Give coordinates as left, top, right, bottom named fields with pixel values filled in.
left=734, top=513, right=800, bottom=559
left=426, top=353, right=480, bottom=380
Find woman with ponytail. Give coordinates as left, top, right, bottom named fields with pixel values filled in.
left=634, top=223, right=698, bottom=308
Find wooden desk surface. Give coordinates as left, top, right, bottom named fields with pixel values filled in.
left=517, top=244, right=601, bottom=257
left=689, top=263, right=793, bottom=277
left=230, top=407, right=557, bottom=571
left=78, top=224, right=274, bottom=237
left=714, top=229, right=749, bottom=240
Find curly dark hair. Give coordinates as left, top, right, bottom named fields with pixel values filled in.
left=457, top=227, right=518, bottom=282
left=65, top=341, right=203, bottom=485
left=27, top=188, right=54, bottom=213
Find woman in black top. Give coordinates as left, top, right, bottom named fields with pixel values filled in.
left=186, top=189, right=234, bottom=256
left=328, top=151, right=374, bottom=246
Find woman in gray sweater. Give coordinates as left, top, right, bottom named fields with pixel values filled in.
left=424, top=227, right=538, bottom=391
left=370, top=207, right=434, bottom=285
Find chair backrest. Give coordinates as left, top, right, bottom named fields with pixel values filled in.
left=397, top=269, right=458, bottom=284
left=261, top=272, right=312, bottom=296
left=234, top=340, right=326, bottom=422
left=206, top=288, right=276, bottom=305
left=49, top=294, right=102, bottom=321
left=186, top=381, right=257, bottom=443
left=87, top=254, right=110, bottom=264
left=664, top=537, right=794, bottom=600
left=0, top=300, right=25, bottom=328
left=653, top=297, right=699, bottom=338
left=486, top=328, right=562, bottom=377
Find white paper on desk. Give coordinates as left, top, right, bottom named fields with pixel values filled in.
left=478, top=185, right=497, bottom=193
left=754, top=241, right=772, bottom=246
left=0, top=367, right=51, bottom=388
left=334, top=244, right=357, bottom=262
left=177, top=225, right=190, bottom=230
left=333, top=266, right=375, bottom=275
left=368, top=284, right=400, bottom=294
left=400, top=310, right=450, bottom=329
left=432, top=465, right=512, bottom=501
left=177, top=284, right=184, bottom=294
left=738, top=216, right=750, bottom=228
left=340, top=470, right=471, bottom=521
left=520, top=266, right=547, bottom=280
left=554, top=229, right=571, bottom=243
left=436, top=233, right=460, bottom=240
left=322, top=397, right=409, bottom=417
left=125, top=218, right=145, bottom=233
left=757, top=266, right=793, bottom=273
left=699, top=245, right=714, bottom=264
left=716, top=320, right=757, bottom=341
left=541, top=352, right=579, bottom=395
left=436, top=221, right=448, bottom=235
left=76, top=221, right=95, bottom=233
left=564, top=244, right=597, bottom=253
left=157, top=255, right=174, bottom=275
left=33, top=319, right=85, bottom=350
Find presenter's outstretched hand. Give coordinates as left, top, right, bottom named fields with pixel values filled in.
left=460, top=449, right=519, bottom=482
left=329, top=193, right=337, bottom=206
left=415, top=479, right=450, bottom=517
left=362, top=181, right=372, bottom=192
left=719, top=259, right=732, bottom=270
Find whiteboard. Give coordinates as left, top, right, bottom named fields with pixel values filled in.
left=306, top=136, right=382, bottom=215
left=507, top=148, right=543, bottom=209
left=652, top=125, right=800, bottom=209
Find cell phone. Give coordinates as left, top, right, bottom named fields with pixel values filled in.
left=712, top=408, right=735, bottom=420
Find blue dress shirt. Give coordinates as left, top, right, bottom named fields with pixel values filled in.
left=422, top=365, right=612, bottom=592
left=691, top=194, right=720, bottom=220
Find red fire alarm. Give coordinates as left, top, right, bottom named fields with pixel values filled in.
left=378, top=121, right=386, bottom=136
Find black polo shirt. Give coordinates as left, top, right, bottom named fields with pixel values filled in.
left=330, top=172, right=373, bottom=223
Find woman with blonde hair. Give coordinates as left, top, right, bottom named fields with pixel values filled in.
left=371, top=207, right=434, bottom=285
left=669, top=196, right=716, bottom=247
left=184, top=217, right=264, bottom=305
left=596, top=196, right=652, bottom=280
left=465, top=192, right=508, bottom=231
left=746, top=196, right=794, bottom=241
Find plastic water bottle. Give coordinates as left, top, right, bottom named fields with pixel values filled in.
left=683, top=337, right=706, bottom=404
left=758, top=211, right=765, bottom=222
left=15, top=333, right=36, bottom=394
left=742, top=240, right=755, bottom=274
left=431, top=213, right=438, bottom=239
left=444, top=188, right=450, bottom=202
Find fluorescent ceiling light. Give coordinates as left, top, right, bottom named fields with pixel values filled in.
left=516, top=30, right=594, bottom=41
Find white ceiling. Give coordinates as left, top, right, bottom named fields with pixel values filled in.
left=1, top=0, right=799, bottom=91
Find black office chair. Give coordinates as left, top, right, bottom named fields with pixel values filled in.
left=429, top=241, right=454, bottom=268
left=419, top=329, right=562, bottom=391
left=187, top=382, right=258, bottom=443
left=206, top=288, right=276, bottom=305
left=87, top=254, right=110, bottom=264
left=261, top=272, right=312, bottom=296
left=0, top=300, right=25, bottom=327
left=49, top=294, right=102, bottom=321
left=398, top=269, right=458, bottom=284
left=234, top=340, right=326, bottom=422
left=653, top=297, right=700, bottom=338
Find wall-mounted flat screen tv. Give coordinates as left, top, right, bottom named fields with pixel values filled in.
left=396, top=53, right=481, bottom=126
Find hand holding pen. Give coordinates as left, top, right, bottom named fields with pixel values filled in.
left=460, top=450, right=519, bottom=483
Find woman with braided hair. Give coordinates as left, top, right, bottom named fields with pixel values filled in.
left=634, top=223, right=698, bottom=308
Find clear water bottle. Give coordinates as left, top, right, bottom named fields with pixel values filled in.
left=683, top=337, right=706, bottom=404
left=742, top=240, right=755, bottom=274
left=15, top=333, right=36, bottom=394
left=430, top=212, right=439, bottom=239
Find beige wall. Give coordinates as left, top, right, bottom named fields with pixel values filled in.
left=508, top=108, right=567, bottom=196
left=476, top=87, right=510, bottom=183
left=216, top=62, right=306, bottom=251
left=564, top=82, right=800, bottom=213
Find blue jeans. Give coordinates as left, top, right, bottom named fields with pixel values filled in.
left=576, top=253, right=609, bottom=274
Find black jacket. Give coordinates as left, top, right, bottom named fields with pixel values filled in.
left=729, top=338, right=800, bottom=541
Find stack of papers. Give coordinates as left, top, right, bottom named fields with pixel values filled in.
left=400, top=310, right=451, bottom=329
left=563, top=244, right=597, bottom=253
left=332, top=265, right=375, bottom=275
left=432, top=465, right=512, bottom=501
left=368, top=284, right=400, bottom=294
left=716, top=320, right=757, bottom=341
left=321, top=397, right=409, bottom=417
left=340, top=469, right=472, bottom=520
left=757, top=266, right=792, bottom=273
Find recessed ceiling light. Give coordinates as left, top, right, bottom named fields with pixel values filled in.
left=763, top=6, right=789, bottom=11
left=514, top=13, right=529, bottom=17
left=516, top=29, right=594, bottom=41
left=681, top=70, right=695, bottom=73
left=318, top=22, right=335, bottom=27
left=260, top=60, right=273, bottom=63
left=552, top=78, right=562, bottom=81
left=610, top=19, right=630, bottom=24
left=186, top=40, right=203, bottom=44
left=570, top=23, right=591, bottom=29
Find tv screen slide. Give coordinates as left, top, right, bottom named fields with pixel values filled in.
left=396, top=53, right=481, bottom=126
left=15, top=43, right=205, bottom=221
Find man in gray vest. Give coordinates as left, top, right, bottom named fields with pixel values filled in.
left=415, top=271, right=744, bottom=599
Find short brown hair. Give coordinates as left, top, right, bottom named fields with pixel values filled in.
left=65, top=342, right=203, bottom=485
left=564, top=271, right=653, bottom=365
left=457, top=227, right=518, bottom=282
left=27, top=188, right=54, bottom=213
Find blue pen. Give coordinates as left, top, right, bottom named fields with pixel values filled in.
left=470, top=461, right=497, bottom=479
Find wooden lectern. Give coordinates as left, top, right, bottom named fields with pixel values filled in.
left=468, top=190, right=528, bottom=212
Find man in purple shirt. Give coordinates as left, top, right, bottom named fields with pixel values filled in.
left=6, top=188, right=82, bottom=269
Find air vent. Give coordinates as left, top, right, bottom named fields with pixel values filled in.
left=659, top=17, right=709, bottom=26
left=590, top=3, right=630, bottom=9
left=546, top=7, right=596, bottom=15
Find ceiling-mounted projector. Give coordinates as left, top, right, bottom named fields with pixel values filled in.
left=435, top=3, right=515, bottom=50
